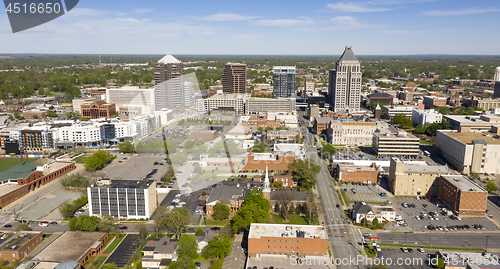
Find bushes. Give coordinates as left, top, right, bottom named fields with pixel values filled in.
left=59, top=195, right=88, bottom=218
left=61, top=173, right=93, bottom=189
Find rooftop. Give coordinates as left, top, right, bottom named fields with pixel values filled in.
left=440, top=130, right=500, bottom=145
left=248, top=223, right=327, bottom=240
left=441, top=175, right=486, bottom=192
left=158, top=54, right=181, bottom=64
left=368, top=92, right=393, bottom=98
left=315, top=117, right=334, bottom=123
left=0, top=231, right=42, bottom=252
left=35, top=231, right=106, bottom=262
left=338, top=46, right=358, bottom=61
left=142, top=237, right=177, bottom=254
left=206, top=185, right=245, bottom=204
left=91, top=179, right=155, bottom=189
left=270, top=190, right=311, bottom=202
left=209, top=93, right=248, bottom=100
left=0, top=161, right=44, bottom=182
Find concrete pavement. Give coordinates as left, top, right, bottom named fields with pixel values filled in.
left=222, top=234, right=246, bottom=269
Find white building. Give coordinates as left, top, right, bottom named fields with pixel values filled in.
left=224, top=124, right=252, bottom=140
left=245, top=97, right=296, bottom=114
left=328, top=46, right=362, bottom=112
left=327, top=121, right=388, bottom=146
left=88, top=179, right=157, bottom=219
left=383, top=105, right=414, bottom=119
left=412, top=109, right=443, bottom=126
left=58, top=123, right=104, bottom=147
left=196, top=93, right=248, bottom=113
left=273, top=143, right=306, bottom=159
left=106, top=86, right=155, bottom=115
left=351, top=202, right=395, bottom=223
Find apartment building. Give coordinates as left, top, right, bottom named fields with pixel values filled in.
left=248, top=223, right=328, bottom=258
left=438, top=175, right=487, bottom=216
left=18, top=127, right=56, bottom=151
left=273, top=66, right=296, bottom=98
left=88, top=179, right=157, bottom=219
left=388, top=157, right=448, bottom=196
left=372, top=129, right=419, bottom=157
left=222, top=63, right=246, bottom=94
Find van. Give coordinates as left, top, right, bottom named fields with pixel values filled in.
left=38, top=221, right=49, bottom=227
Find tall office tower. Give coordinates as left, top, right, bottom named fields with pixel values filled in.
left=494, top=67, right=500, bottom=99
left=222, top=63, right=247, bottom=94
left=154, top=54, right=184, bottom=112
left=328, top=46, right=362, bottom=112
left=184, top=81, right=194, bottom=108
left=273, top=66, right=296, bottom=98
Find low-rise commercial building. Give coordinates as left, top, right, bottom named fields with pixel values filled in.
left=248, top=223, right=328, bottom=258
left=412, top=109, right=443, bottom=126
left=327, top=121, right=388, bottom=146
left=372, top=129, right=419, bottom=157
left=444, top=115, right=500, bottom=132
left=313, top=117, right=333, bottom=135
left=423, top=96, right=447, bottom=108
left=382, top=105, right=414, bottom=119
left=245, top=97, right=296, bottom=114
left=438, top=175, right=487, bottom=216
left=436, top=130, right=500, bottom=174
left=196, top=93, right=247, bottom=113
left=81, top=101, right=116, bottom=119
left=243, top=153, right=295, bottom=171
left=88, top=179, right=157, bottom=219
left=335, top=163, right=379, bottom=184
left=388, top=157, right=449, bottom=196
left=0, top=231, right=43, bottom=261
left=22, top=110, right=47, bottom=119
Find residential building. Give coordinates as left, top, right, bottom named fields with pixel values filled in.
left=444, top=114, right=500, bottom=132
left=335, top=163, right=379, bottom=184
left=351, top=202, right=395, bottom=223
left=142, top=237, right=178, bottom=269
left=154, top=54, right=184, bottom=112
left=388, top=157, right=449, bottom=196
left=328, top=46, right=362, bottom=112
left=245, top=97, right=296, bottom=114
left=81, top=101, right=116, bottom=119
left=106, top=86, right=155, bottom=115
left=195, top=93, right=247, bottom=113
left=58, top=123, right=105, bottom=147
left=88, top=179, right=157, bottom=219
left=0, top=231, right=43, bottom=261
left=205, top=185, right=246, bottom=219
left=273, top=66, right=296, bottom=98
left=247, top=223, right=328, bottom=258
left=313, top=117, right=333, bottom=135
left=439, top=175, right=487, bottom=216
left=19, top=126, right=56, bottom=151
left=436, top=130, right=500, bottom=174
left=412, top=109, right=443, bottom=126
left=304, top=80, right=315, bottom=92
left=367, top=92, right=393, bottom=108
left=35, top=231, right=107, bottom=266
left=372, top=128, right=419, bottom=157
left=327, top=121, right=388, bottom=146
left=382, top=105, right=414, bottom=119
left=423, top=96, right=447, bottom=109
left=222, top=63, right=246, bottom=94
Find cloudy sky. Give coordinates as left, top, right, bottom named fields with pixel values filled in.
left=1, top=0, right=499, bottom=55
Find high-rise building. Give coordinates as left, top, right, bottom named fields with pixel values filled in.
left=154, top=55, right=184, bottom=112
left=493, top=67, right=500, bottom=98
left=494, top=66, right=500, bottom=82
left=273, top=66, right=296, bottom=98
left=328, top=46, right=362, bottom=112
left=222, top=63, right=246, bottom=94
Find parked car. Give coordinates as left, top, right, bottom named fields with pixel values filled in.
left=417, top=248, right=425, bottom=253
left=401, top=247, right=408, bottom=253
left=379, top=193, right=387, bottom=197
left=3, top=224, right=12, bottom=228
left=120, top=226, right=128, bottom=230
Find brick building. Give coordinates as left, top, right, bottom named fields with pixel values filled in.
left=205, top=185, right=246, bottom=219
left=243, top=153, right=295, bottom=171
left=438, top=175, right=487, bottom=216
left=0, top=231, right=43, bottom=261
left=22, top=110, right=46, bottom=119
left=423, top=96, right=447, bottom=109
left=248, top=223, right=328, bottom=258
left=313, top=117, right=333, bottom=134
left=81, top=101, right=116, bottom=119
left=335, top=163, right=379, bottom=184
left=273, top=171, right=295, bottom=187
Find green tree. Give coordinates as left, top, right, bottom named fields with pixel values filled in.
left=195, top=227, right=204, bottom=236
left=194, top=163, right=204, bottom=175
left=68, top=215, right=99, bottom=231
left=177, top=235, right=199, bottom=260
left=136, top=223, right=150, bottom=242
left=8, top=115, right=14, bottom=120
left=59, top=201, right=75, bottom=218
left=46, top=110, right=58, bottom=117
left=373, top=217, right=379, bottom=225
left=485, top=181, right=498, bottom=193
left=201, top=235, right=232, bottom=259
left=392, top=113, right=412, bottom=129
left=161, top=165, right=175, bottom=182
left=252, top=141, right=267, bottom=153
left=154, top=207, right=190, bottom=239
left=231, top=190, right=270, bottom=233
left=103, top=263, right=117, bottom=269
left=84, top=150, right=112, bottom=171
left=97, top=215, right=116, bottom=232
left=118, top=141, right=135, bottom=153
left=213, top=200, right=230, bottom=220
left=322, top=142, right=336, bottom=159
left=288, top=159, right=320, bottom=190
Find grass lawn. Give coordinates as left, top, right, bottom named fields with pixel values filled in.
left=272, top=215, right=309, bottom=225
left=205, top=220, right=230, bottom=226
left=91, top=256, right=107, bottom=269
left=340, top=189, right=352, bottom=204
left=378, top=243, right=484, bottom=251
left=103, top=234, right=125, bottom=254
left=364, top=246, right=377, bottom=258
left=0, top=158, right=38, bottom=173
left=73, top=156, right=88, bottom=164
left=43, top=233, right=52, bottom=239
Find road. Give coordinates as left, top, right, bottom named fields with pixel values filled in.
left=299, top=113, right=363, bottom=269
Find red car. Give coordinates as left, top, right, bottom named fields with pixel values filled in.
left=118, top=161, right=123, bottom=163
left=119, top=226, right=128, bottom=230
left=198, top=203, right=204, bottom=207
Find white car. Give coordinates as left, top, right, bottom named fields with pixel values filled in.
left=401, top=247, right=408, bottom=253
left=417, top=248, right=424, bottom=253
left=376, top=245, right=382, bottom=251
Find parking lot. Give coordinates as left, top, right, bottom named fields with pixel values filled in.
left=102, top=153, right=168, bottom=182
left=387, top=197, right=499, bottom=233
left=155, top=188, right=208, bottom=224
left=341, top=183, right=390, bottom=204
left=376, top=248, right=431, bottom=269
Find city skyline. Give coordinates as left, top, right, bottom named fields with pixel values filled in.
left=1, top=0, right=500, bottom=55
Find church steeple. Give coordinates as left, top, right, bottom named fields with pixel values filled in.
left=263, top=166, right=270, bottom=201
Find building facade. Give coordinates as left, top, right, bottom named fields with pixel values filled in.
left=195, top=93, right=247, bottom=113
left=328, top=46, right=362, bottom=112
left=335, top=163, right=379, bottom=184
left=81, top=101, right=116, bottom=119
left=273, top=66, right=296, bottom=98
left=423, top=96, right=447, bottom=108
left=438, top=175, right=487, bottom=216
left=154, top=55, right=184, bottom=112
left=222, top=63, right=246, bottom=94
left=0, top=232, right=43, bottom=262
left=327, top=121, right=388, bottom=146
left=88, top=179, right=157, bottom=219
left=382, top=105, right=414, bottom=120
left=245, top=98, right=296, bottom=114
left=106, top=86, right=155, bottom=115
left=372, top=129, right=419, bottom=157
left=412, top=109, right=443, bottom=126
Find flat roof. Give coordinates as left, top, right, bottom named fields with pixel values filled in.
left=92, top=179, right=155, bottom=189
left=35, top=231, right=106, bottom=262
left=0, top=231, right=41, bottom=251
left=0, top=183, right=24, bottom=196
left=248, top=223, right=327, bottom=240
left=441, top=175, right=486, bottom=192
left=442, top=131, right=500, bottom=145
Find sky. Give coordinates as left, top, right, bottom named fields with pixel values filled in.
left=1, top=0, right=500, bottom=55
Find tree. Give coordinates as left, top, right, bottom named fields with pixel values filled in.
left=306, top=196, right=318, bottom=224
left=213, top=200, right=230, bottom=220
left=361, top=217, right=368, bottom=227
left=8, top=115, right=14, bottom=120
left=155, top=207, right=190, bottom=239
left=97, top=215, right=116, bottom=232
left=288, top=159, right=320, bottom=190
left=485, top=181, right=498, bottom=193
left=103, top=263, right=117, bottom=269
left=273, top=181, right=283, bottom=188
left=59, top=201, right=75, bottom=218
left=231, top=190, right=270, bottom=233
left=118, top=141, right=135, bottom=153
left=392, top=113, right=412, bottom=129
left=274, top=191, right=296, bottom=221
left=194, top=163, right=204, bottom=175
left=46, top=110, right=58, bottom=117
left=195, top=227, right=204, bottom=236
left=161, top=165, right=175, bottom=182
left=322, top=142, right=336, bottom=159
left=16, top=224, right=31, bottom=232
left=84, top=150, right=112, bottom=171
left=288, top=204, right=295, bottom=215
left=373, top=217, right=379, bottom=225
left=68, top=215, right=99, bottom=231
left=201, top=235, right=232, bottom=259
left=252, top=141, right=267, bottom=153
left=136, top=223, right=150, bottom=242
left=257, top=127, right=264, bottom=133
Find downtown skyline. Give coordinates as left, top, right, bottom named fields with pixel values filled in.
left=1, top=0, right=500, bottom=55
